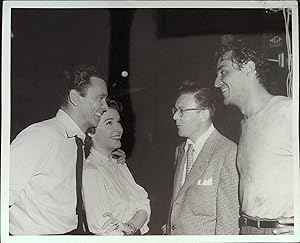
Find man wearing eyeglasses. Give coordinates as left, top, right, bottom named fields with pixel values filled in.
left=164, top=81, right=240, bottom=235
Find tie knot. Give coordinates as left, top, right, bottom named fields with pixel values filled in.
left=75, top=136, right=84, bottom=147
left=84, top=134, right=92, bottom=158
left=185, top=144, right=194, bottom=178
left=187, top=144, right=194, bottom=154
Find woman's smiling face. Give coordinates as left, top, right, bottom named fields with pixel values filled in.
left=93, top=107, right=123, bottom=156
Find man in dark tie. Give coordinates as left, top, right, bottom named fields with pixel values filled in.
left=165, top=82, right=240, bottom=235
left=10, top=64, right=108, bottom=235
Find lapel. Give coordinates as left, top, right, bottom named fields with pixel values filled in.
left=172, top=143, right=185, bottom=201
left=175, top=129, right=220, bottom=201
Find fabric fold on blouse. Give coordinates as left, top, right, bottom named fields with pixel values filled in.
left=83, top=147, right=151, bottom=235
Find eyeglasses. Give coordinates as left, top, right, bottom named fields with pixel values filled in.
left=171, top=107, right=201, bottom=118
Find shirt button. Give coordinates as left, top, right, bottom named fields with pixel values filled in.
left=171, top=225, right=176, bottom=230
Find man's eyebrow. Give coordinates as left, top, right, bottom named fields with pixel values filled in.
left=217, top=64, right=225, bottom=71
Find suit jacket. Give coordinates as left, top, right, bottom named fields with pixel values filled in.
left=167, top=129, right=240, bottom=235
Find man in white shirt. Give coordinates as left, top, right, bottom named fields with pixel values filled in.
left=215, top=39, right=294, bottom=235
left=10, top=64, right=108, bottom=235
left=165, top=82, right=240, bottom=235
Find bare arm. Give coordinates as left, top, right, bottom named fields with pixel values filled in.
left=124, top=209, right=148, bottom=234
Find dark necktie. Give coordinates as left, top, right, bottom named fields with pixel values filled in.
left=83, top=134, right=92, bottom=158
left=75, top=136, right=90, bottom=234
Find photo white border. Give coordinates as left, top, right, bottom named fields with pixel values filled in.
left=1, top=1, right=299, bottom=243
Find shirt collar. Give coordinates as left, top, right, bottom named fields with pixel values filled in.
left=184, top=123, right=215, bottom=154
left=56, top=109, right=86, bottom=140
left=89, top=147, right=116, bottom=165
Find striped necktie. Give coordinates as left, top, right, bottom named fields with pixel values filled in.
left=185, top=144, right=194, bottom=178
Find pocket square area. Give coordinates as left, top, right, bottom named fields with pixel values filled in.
left=197, top=177, right=213, bottom=185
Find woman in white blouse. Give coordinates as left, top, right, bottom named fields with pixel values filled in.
left=83, top=99, right=150, bottom=235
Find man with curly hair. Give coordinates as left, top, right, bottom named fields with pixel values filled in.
left=215, top=40, right=294, bottom=235
left=9, top=64, right=109, bottom=235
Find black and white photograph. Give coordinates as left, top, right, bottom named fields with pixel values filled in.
left=1, top=1, right=299, bottom=243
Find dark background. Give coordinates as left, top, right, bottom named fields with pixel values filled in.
left=10, top=8, right=291, bottom=234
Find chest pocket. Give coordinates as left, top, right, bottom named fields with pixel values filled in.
left=188, top=183, right=216, bottom=216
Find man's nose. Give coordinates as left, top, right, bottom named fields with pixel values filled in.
left=214, top=77, right=222, bottom=88
left=102, top=99, right=108, bottom=111
left=173, top=111, right=179, bottom=120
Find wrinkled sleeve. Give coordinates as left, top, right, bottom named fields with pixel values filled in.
left=120, top=164, right=151, bottom=234
left=10, top=125, right=52, bottom=205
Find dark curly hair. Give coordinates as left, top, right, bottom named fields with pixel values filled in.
left=57, top=64, right=102, bottom=107
left=178, top=80, right=216, bottom=119
left=215, top=40, right=269, bottom=88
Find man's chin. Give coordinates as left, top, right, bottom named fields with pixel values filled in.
left=91, top=120, right=100, bottom=128
left=223, top=97, right=231, bottom=105
left=93, top=115, right=101, bottom=124
left=177, top=131, right=185, bottom=137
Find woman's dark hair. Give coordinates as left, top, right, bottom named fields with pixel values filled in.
left=106, top=97, right=123, bottom=114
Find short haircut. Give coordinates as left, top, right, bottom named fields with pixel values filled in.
left=215, top=39, right=269, bottom=88
left=57, top=64, right=102, bottom=107
left=178, top=81, right=216, bottom=119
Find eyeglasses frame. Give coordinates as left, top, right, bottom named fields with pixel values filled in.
left=171, top=107, right=202, bottom=118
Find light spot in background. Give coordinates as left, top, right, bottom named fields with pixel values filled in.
left=121, top=71, right=128, bottom=78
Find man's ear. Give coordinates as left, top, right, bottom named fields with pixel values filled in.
left=69, top=89, right=79, bottom=107
left=244, top=60, right=256, bottom=77
left=199, top=109, right=210, bottom=122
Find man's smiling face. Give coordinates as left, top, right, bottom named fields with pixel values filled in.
left=214, top=51, right=248, bottom=106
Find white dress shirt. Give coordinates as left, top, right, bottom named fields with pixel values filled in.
left=181, top=124, right=215, bottom=186
left=83, top=148, right=151, bottom=235
left=10, top=109, right=85, bottom=234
